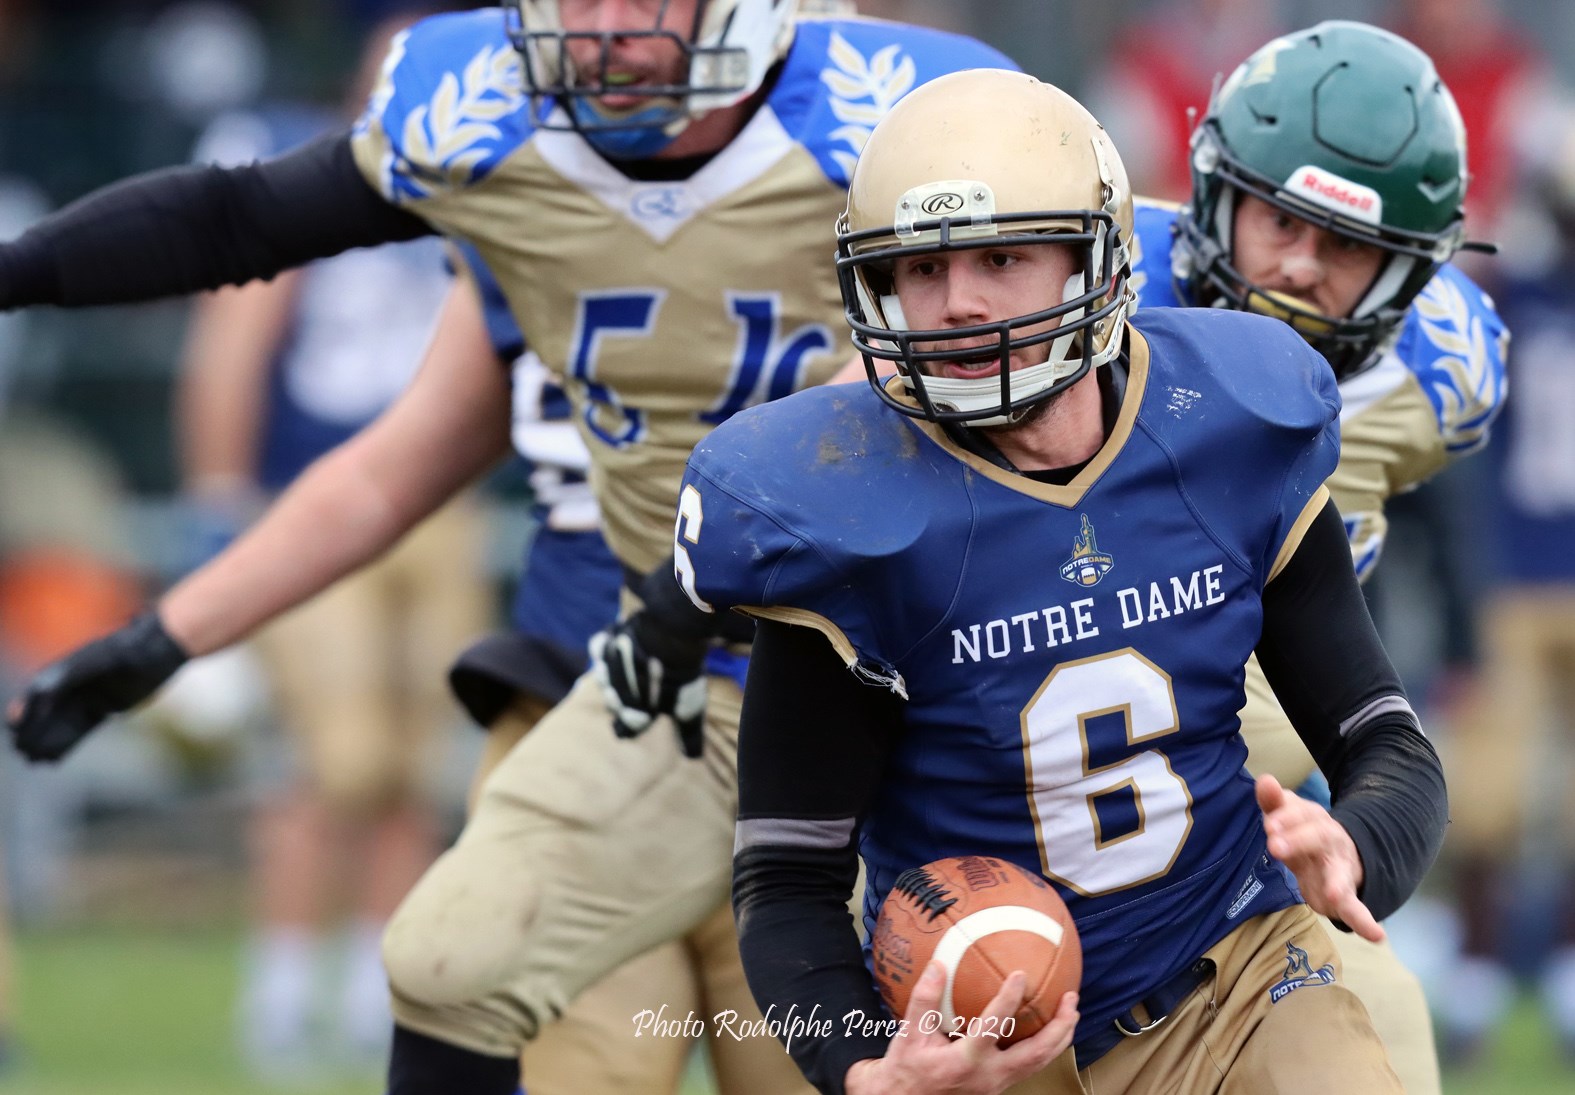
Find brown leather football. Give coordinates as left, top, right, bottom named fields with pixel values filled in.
left=872, top=855, right=1080, bottom=1046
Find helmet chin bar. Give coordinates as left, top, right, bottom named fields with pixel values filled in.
left=838, top=212, right=1132, bottom=426
left=506, top=0, right=785, bottom=140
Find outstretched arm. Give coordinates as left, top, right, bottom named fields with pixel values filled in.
left=0, top=133, right=431, bottom=310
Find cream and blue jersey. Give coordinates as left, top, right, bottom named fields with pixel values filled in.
left=680, top=307, right=1340, bottom=1042
left=352, top=9, right=1014, bottom=575
left=1130, top=198, right=1508, bottom=579
left=456, top=235, right=622, bottom=661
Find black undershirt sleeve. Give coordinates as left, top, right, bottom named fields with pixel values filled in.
left=732, top=616, right=905, bottom=1095
left=0, top=131, right=434, bottom=309
left=1255, top=497, right=1449, bottom=923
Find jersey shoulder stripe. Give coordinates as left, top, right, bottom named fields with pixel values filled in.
left=352, top=9, right=531, bottom=206
left=770, top=18, right=1019, bottom=188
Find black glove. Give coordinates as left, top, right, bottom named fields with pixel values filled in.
left=587, top=555, right=748, bottom=759
left=588, top=611, right=709, bottom=758
left=7, top=612, right=189, bottom=762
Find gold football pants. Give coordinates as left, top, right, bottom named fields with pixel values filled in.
left=451, top=692, right=811, bottom=1095
left=1008, top=904, right=1400, bottom=1095
left=384, top=675, right=751, bottom=1056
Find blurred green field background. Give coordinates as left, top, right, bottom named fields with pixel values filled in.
left=0, top=924, right=1567, bottom=1094
left=0, top=924, right=717, bottom=1095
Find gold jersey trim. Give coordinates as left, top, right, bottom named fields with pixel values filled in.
left=896, top=328, right=1152, bottom=508
left=739, top=605, right=859, bottom=668
left=1267, top=483, right=1331, bottom=583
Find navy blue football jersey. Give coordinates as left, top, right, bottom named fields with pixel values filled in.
left=680, top=308, right=1341, bottom=1042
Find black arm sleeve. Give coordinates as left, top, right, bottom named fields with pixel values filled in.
left=1255, top=498, right=1448, bottom=923
left=0, top=132, right=434, bottom=309
left=629, top=555, right=756, bottom=654
left=733, top=617, right=905, bottom=1095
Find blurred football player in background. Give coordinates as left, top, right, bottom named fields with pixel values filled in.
left=172, top=13, right=488, bottom=1077
left=1436, top=111, right=1575, bottom=1064
left=1127, top=23, right=1507, bottom=1088
left=3, top=3, right=1015, bottom=1091
left=687, top=68, right=1446, bottom=1095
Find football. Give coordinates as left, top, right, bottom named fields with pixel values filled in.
left=871, top=855, right=1080, bottom=1046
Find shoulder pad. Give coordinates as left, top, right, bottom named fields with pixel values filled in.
left=1135, top=307, right=1339, bottom=437
left=1390, top=263, right=1509, bottom=457
left=680, top=384, right=955, bottom=671
left=1132, top=308, right=1341, bottom=579
left=773, top=20, right=1019, bottom=187
left=352, top=9, right=532, bottom=205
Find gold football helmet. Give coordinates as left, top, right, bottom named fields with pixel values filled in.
left=837, top=69, right=1135, bottom=425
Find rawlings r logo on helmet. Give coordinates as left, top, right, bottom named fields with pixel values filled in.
left=922, top=192, right=965, bottom=215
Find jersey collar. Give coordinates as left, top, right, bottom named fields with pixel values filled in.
left=896, top=327, right=1151, bottom=508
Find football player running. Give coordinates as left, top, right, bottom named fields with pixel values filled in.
left=2, top=2, right=1013, bottom=1093
left=1129, top=23, right=1506, bottom=1092
left=681, top=70, right=1446, bottom=1094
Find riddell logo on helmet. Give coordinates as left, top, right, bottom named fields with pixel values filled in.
left=1283, top=165, right=1382, bottom=225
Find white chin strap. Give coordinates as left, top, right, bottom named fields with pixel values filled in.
left=884, top=271, right=1128, bottom=427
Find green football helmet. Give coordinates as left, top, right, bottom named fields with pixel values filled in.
left=1174, top=21, right=1470, bottom=379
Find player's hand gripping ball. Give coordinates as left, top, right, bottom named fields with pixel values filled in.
left=872, top=856, right=1080, bottom=1046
